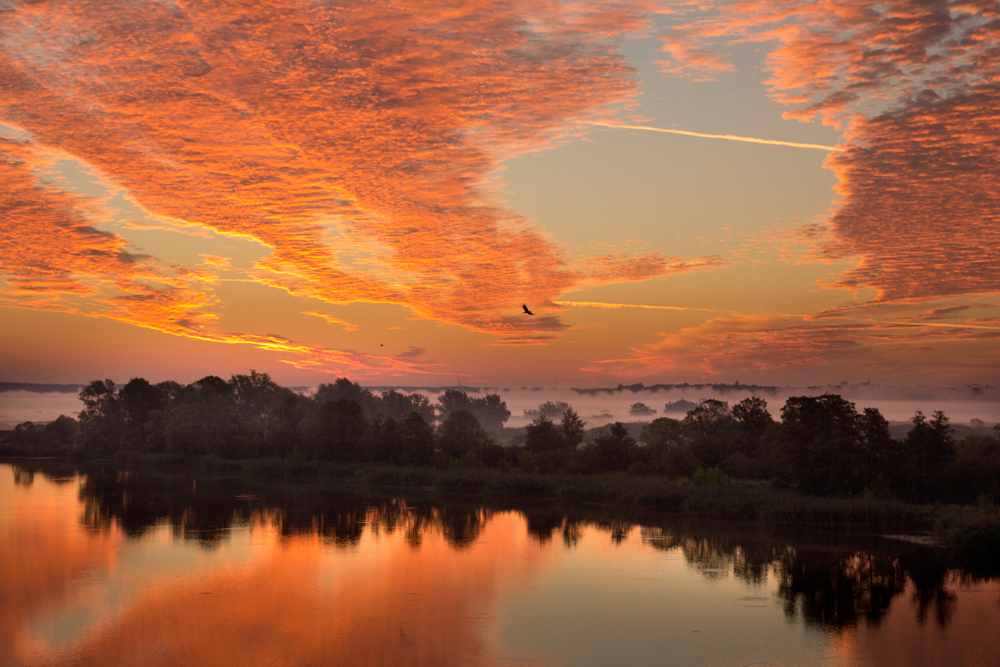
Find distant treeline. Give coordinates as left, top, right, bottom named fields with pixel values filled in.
left=3, top=371, right=999, bottom=505
left=0, top=382, right=82, bottom=393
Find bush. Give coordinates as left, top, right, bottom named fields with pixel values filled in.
left=692, top=467, right=731, bottom=487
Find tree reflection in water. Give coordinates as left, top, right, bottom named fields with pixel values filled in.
left=64, top=464, right=995, bottom=633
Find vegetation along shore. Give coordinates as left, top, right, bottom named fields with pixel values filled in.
left=3, top=371, right=999, bottom=556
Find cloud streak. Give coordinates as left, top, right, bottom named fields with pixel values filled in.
left=584, top=121, right=843, bottom=151
left=554, top=300, right=712, bottom=312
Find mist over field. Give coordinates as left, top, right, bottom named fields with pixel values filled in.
left=5, top=381, right=996, bottom=431
left=473, top=383, right=1000, bottom=429
left=0, top=390, right=84, bottom=430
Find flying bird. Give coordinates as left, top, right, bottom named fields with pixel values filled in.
left=522, top=304, right=534, bottom=315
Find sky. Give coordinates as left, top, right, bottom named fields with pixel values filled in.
left=1, top=0, right=999, bottom=388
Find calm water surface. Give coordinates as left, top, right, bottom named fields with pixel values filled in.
left=1, top=462, right=998, bottom=667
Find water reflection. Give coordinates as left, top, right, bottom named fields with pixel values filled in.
left=2, top=462, right=998, bottom=667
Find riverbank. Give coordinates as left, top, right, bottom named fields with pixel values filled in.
left=6, top=452, right=999, bottom=562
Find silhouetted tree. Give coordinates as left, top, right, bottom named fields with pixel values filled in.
left=524, top=400, right=570, bottom=419
left=595, top=422, right=636, bottom=472
left=118, top=378, right=169, bottom=450
left=397, top=412, right=435, bottom=466
left=731, top=397, right=774, bottom=456
left=526, top=414, right=564, bottom=452
left=436, top=390, right=510, bottom=431
left=315, top=378, right=379, bottom=415
left=78, top=379, right=123, bottom=453
left=42, top=415, right=80, bottom=450
left=780, top=394, right=864, bottom=496
left=230, top=371, right=281, bottom=421
left=629, top=402, right=656, bottom=416
left=561, top=408, right=586, bottom=449
left=9, top=422, right=38, bottom=449
left=300, top=399, right=368, bottom=462
left=376, top=390, right=435, bottom=424
left=663, top=399, right=699, bottom=414
left=438, top=409, right=489, bottom=459
left=953, top=433, right=1000, bottom=503
left=903, top=411, right=956, bottom=502
left=683, top=399, right=736, bottom=468
left=162, top=381, right=240, bottom=456
left=857, top=406, right=899, bottom=495
left=637, top=417, right=696, bottom=477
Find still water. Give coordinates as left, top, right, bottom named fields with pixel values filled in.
left=1, top=462, right=998, bottom=667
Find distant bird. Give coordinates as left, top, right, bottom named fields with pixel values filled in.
left=522, top=304, right=534, bottom=315
left=380, top=343, right=384, bottom=346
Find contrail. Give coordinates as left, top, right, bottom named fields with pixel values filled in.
left=584, top=121, right=844, bottom=152
left=888, top=320, right=1000, bottom=331
left=554, top=301, right=713, bottom=312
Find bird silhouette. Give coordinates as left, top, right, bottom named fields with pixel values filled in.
left=522, top=304, right=534, bottom=315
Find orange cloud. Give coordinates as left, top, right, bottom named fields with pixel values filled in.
left=0, top=138, right=427, bottom=377
left=0, top=0, right=701, bottom=353
left=0, top=137, right=218, bottom=327
left=593, top=311, right=1000, bottom=377
left=300, top=311, right=359, bottom=332
left=652, top=1, right=1000, bottom=308
left=821, top=87, right=1000, bottom=302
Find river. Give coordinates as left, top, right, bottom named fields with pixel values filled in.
left=1, top=461, right=997, bottom=666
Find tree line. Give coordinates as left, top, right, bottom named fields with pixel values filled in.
left=3, top=373, right=998, bottom=505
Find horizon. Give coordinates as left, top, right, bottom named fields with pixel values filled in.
left=3, top=375, right=997, bottom=432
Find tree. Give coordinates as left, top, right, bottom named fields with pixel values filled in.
left=438, top=409, right=489, bottom=459
left=119, top=378, right=168, bottom=450
left=230, top=371, right=282, bottom=422
left=663, top=399, right=698, bottom=414
left=682, top=399, right=736, bottom=468
left=397, top=412, right=435, bottom=466
left=779, top=394, right=863, bottom=496
left=524, top=401, right=570, bottom=419
left=953, top=433, right=1000, bottom=503
left=731, top=396, right=774, bottom=456
left=163, top=397, right=240, bottom=456
left=858, top=406, right=898, bottom=493
left=526, top=414, right=564, bottom=452
left=315, top=378, right=379, bottom=416
left=78, top=379, right=123, bottom=453
left=368, top=417, right=402, bottom=465
left=264, top=387, right=306, bottom=457
left=41, top=415, right=80, bottom=450
left=561, top=409, right=586, bottom=449
left=629, top=402, right=656, bottom=416
left=595, top=422, right=636, bottom=472
left=475, top=393, right=512, bottom=431
left=641, top=417, right=684, bottom=448
left=300, top=399, right=368, bottom=462
left=9, top=422, right=38, bottom=449
left=436, top=390, right=510, bottom=432
left=377, top=390, right=435, bottom=423
left=903, top=410, right=956, bottom=502
left=79, top=379, right=118, bottom=418
left=638, top=417, right=695, bottom=477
